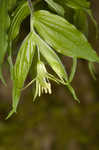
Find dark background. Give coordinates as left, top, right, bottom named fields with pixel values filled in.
left=0, top=0, right=99, bottom=150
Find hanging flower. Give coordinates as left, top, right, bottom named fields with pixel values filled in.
left=23, top=60, right=66, bottom=101
left=34, top=60, right=52, bottom=99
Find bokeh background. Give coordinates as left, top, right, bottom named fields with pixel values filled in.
left=0, top=0, right=99, bottom=150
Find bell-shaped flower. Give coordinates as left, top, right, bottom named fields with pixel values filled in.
left=23, top=60, right=66, bottom=101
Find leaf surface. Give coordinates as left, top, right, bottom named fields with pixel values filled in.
left=64, top=0, right=90, bottom=10
left=73, top=10, right=88, bottom=36
left=7, top=33, right=36, bottom=119
left=32, top=32, right=79, bottom=102
left=44, top=0, right=64, bottom=16
left=32, top=32, right=68, bottom=81
left=9, top=1, right=30, bottom=41
left=0, top=0, right=10, bottom=84
left=34, top=10, right=99, bottom=62
left=64, top=0, right=98, bottom=37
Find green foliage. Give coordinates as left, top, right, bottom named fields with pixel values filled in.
left=8, top=1, right=29, bottom=41
left=8, top=0, right=17, bottom=11
left=33, top=10, right=99, bottom=62
left=64, top=0, right=90, bottom=10
left=73, top=10, right=88, bottom=36
left=32, top=31, right=79, bottom=101
left=0, top=0, right=10, bottom=85
left=0, top=0, right=99, bottom=118
left=44, top=0, right=65, bottom=16
left=7, top=32, right=36, bottom=119
left=64, top=0, right=98, bottom=37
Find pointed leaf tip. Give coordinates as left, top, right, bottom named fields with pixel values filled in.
left=88, top=62, right=97, bottom=80
left=67, top=83, right=80, bottom=103
left=6, top=109, right=16, bottom=120
left=33, top=10, right=99, bottom=62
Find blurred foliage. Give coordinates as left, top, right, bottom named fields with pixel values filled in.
left=1, top=92, right=99, bottom=150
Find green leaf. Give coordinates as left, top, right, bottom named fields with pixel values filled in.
left=44, top=0, right=65, bottom=16
left=8, top=0, right=41, bottom=41
left=64, top=0, right=90, bottom=10
left=88, top=62, right=96, bottom=80
left=8, top=1, right=30, bottom=79
left=32, top=31, right=68, bottom=81
left=33, top=10, right=99, bottom=62
left=7, top=1, right=30, bottom=80
left=0, top=67, right=6, bottom=86
left=86, top=9, right=98, bottom=38
left=8, top=0, right=17, bottom=11
left=73, top=10, right=88, bottom=37
left=8, top=0, right=41, bottom=77
left=0, top=0, right=10, bottom=84
left=53, top=0, right=74, bottom=22
left=69, top=58, right=77, bottom=83
left=32, top=32, right=79, bottom=102
left=8, top=1, right=30, bottom=41
left=64, top=0, right=98, bottom=37
left=7, top=33, right=36, bottom=119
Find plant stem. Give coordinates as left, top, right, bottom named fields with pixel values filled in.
left=27, top=0, right=33, bottom=14
left=27, top=0, right=34, bottom=31
left=28, top=0, right=41, bottom=31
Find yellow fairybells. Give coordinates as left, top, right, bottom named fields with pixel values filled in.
left=23, top=60, right=66, bottom=101
left=34, top=60, right=52, bottom=100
